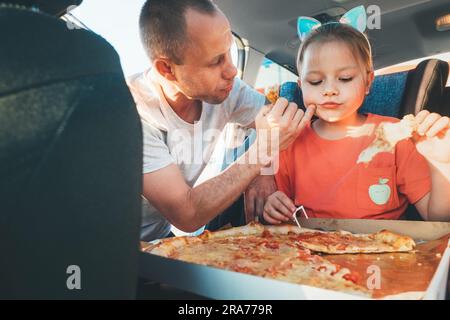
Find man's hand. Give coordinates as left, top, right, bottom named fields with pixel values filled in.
left=413, top=110, right=450, bottom=163
left=244, top=175, right=277, bottom=223
left=263, top=191, right=296, bottom=225
left=255, top=98, right=315, bottom=161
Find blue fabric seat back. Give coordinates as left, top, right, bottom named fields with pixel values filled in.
left=359, top=72, right=408, bottom=117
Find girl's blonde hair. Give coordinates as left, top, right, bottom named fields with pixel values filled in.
left=297, top=23, right=373, bottom=74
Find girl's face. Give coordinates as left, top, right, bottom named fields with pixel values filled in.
left=299, top=40, right=374, bottom=124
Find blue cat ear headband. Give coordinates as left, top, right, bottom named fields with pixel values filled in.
left=297, top=5, right=367, bottom=41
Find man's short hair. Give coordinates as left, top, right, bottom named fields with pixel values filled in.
left=139, top=0, right=218, bottom=64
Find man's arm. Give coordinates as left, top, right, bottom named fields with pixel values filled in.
left=244, top=175, right=277, bottom=223
left=142, top=144, right=266, bottom=232
left=143, top=99, right=315, bottom=232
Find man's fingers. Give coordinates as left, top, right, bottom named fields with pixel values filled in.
left=426, top=116, right=449, bottom=138
left=418, top=113, right=441, bottom=136
left=258, top=104, right=273, bottom=117
left=297, top=105, right=316, bottom=133
left=244, top=193, right=256, bottom=223
left=255, top=197, right=265, bottom=218
left=270, top=97, right=289, bottom=118
left=282, top=102, right=299, bottom=123
left=292, top=108, right=305, bottom=127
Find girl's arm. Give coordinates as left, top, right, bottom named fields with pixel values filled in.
left=413, top=111, right=450, bottom=221
left=415, top=161, right=450, bottom=221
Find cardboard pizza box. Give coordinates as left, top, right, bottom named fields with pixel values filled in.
left=139, top=218, right=450, bottom=300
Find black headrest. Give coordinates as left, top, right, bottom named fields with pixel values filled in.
left=0, top=0, right=82, bottom=16
left=0, top=5, right=142, bottom=299
left=0, top=5, right=121, bottom=95
left=401, top=59, right=449, bottom=116
left=442, top=87, right=450, bottom=116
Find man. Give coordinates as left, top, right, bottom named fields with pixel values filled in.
left=128, top=0, right=314, bottom=241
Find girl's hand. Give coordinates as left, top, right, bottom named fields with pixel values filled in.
left=413, top=110, right=450, bottom=164
left=263, top=191, right=296, bottom=225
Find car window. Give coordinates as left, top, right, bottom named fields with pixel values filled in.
left=376, top=52, right=450, bottom=86
left=254, top=58, right=298, bottom=94
left=230, top=39, right=239, bottom=70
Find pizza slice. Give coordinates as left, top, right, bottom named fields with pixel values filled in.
left=357, top=114, right=418, bottom=164
left=265, top=85, right=280, bottom=104
left=265, top=225, right=416, bottom=254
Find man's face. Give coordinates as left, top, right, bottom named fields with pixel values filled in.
left=171, top=9, right=238, bottom=104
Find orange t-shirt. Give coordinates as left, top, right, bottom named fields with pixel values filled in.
left=275, top=113, right=431, bottom=220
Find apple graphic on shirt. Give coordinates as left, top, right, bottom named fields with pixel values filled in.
left=368, top=178, right=391, bottom=205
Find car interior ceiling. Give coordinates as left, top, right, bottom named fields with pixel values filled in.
left=215, top=0, right=450, bottom=75
left=8, top=0, right=448, bottom=78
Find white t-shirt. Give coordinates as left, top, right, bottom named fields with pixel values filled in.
left=127, top=69, right=265, bottom=241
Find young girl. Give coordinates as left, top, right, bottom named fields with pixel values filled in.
left=263, top=11, right=450, bottom=224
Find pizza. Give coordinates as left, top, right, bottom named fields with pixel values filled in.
left=265, top=85, right=280, bottom=104
left=267, top=225, right=416, bottom=254
left=357, top=114, right=418, bottom=164
left=145, top=222, right=416, bottom=298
